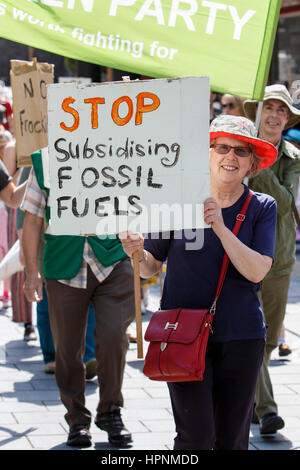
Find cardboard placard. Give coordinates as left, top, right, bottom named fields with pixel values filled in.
left=10, top=58, right=54, bottom=167
left=47, top=76, right=210, bottom=236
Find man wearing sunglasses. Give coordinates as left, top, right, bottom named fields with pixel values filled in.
left=221, top=94, right=246, bottom=117
left=244, top=84, right=300, bottom=435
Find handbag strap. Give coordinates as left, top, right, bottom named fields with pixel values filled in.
left=210, top=189, right=254, bottom=313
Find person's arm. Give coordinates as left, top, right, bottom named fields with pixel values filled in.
left=22, top=211, right=43, bottom=302
left=2, top=140, right=17, bottom=176
left=12, top=168, right=21, bottom=185
left=119, top=232, right=163, bottom=278
left=0, top=180, right=27, bottom=208
left=249, top=168, right=293, bottom=217
left=7, top=114, right=14, bottom=136
left=204, top=198, right=273, bottom=283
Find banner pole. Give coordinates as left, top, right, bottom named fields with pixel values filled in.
left=255, top=101, right=263, bottom=131
left=132, top=251, right=143, bottom=358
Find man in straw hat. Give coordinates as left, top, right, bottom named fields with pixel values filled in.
left=244, top=84, right=300, bottom=435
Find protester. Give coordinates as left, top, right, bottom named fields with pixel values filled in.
left=22, top=149, right=135, bottom=448
left=2, top=140, right=36, bottom=341
left=120, top=114, right=278, bottom=450
left=0, top=198, right=8, bottom=308
left=17, top=187, right=98, bottom=374
left=244, top=84, right=300, bottom=434
left=210, top=90, right=221, bottom=122
left=14, top=166, right=36, bottom=341
left=0, top=159, right=26, bottom=306
left=221, top=94, right=246, bottom=117
left=280, top=129, right=300, bottom=356
left=0, top=126, right=13, bottom=307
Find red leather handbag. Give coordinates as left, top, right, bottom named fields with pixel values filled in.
left=143, top=191, right=253, bottom=382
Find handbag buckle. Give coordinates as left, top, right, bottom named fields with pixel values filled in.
left=165, top=322, right=178, bottom=330
left=236, top=214, right=245, bottom=221
left=210, top=299, right=217, bottom=314
left=205, top=322, right=213, bottom=334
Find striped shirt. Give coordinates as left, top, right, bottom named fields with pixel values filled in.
left=21, top=169, right=118, bottom=288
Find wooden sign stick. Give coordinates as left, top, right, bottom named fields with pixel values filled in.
left=120, top=76, right=143, bottom=358
left=132, top=250, right=143, bottom=358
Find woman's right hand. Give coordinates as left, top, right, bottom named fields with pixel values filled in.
left=119, top=231, right=144, bottom=260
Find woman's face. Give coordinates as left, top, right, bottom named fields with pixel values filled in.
left=210, top=136, right=253, bottom=185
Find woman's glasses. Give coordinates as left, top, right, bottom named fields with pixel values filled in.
left=210, top=144, right=252, bottom=158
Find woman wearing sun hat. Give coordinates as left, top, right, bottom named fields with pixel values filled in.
left=119, top=114, right=278, bottom=449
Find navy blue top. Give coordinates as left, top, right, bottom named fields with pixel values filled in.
left=144, top=186, right=277, bottom=342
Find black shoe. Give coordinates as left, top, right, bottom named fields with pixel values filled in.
left=24, top=324, right=37, bottom=342
left=95, top=408, right=132, bottom=447
left=259, top=413, right=285, bottom=434
left=67, top=424, right=92, bottom=447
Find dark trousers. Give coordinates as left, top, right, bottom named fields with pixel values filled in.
left=45, top=259, right=135, bottom=427
left=167, top=339, right=265, bottom=450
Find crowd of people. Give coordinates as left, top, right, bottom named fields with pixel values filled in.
left=0, top=79, right=300, bottom=450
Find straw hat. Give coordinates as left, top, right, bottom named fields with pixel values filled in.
left=210, top=114, right=277, bottom=171
left=244, top=84, right=300, bottom=130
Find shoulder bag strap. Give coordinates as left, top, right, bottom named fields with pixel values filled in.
left=210, top=189, right=254, bottom=313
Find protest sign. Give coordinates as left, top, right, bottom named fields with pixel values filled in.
left=47, top=76, right=210, bottom=236
left=10, top=58, right=54, bottom=166
left=1, top=1, right=281, bottom=100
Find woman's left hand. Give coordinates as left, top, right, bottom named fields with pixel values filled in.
left=204, top=197, right=226, bottom=237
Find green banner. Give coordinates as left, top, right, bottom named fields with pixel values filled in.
left=0, top=0, right=281, bottom=99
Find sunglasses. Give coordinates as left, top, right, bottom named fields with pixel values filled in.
left=210, top=144, right=252, bottom=158
left=221, top=102, right=235, bottom=110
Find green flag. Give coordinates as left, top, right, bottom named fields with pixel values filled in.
left=0, top=0, right=281, bottom=99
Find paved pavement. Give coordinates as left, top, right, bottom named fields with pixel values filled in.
left=0, top=250, right=300, bottom=452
